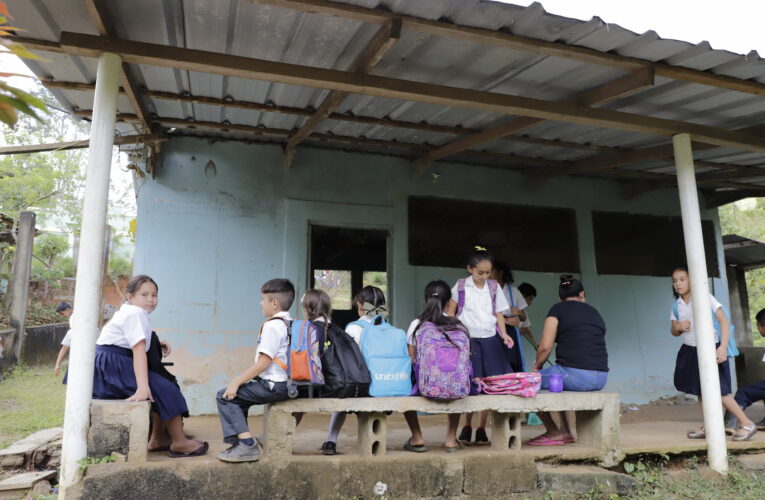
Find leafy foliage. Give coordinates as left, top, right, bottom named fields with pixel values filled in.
left=0, top=2, right=48, bottom=126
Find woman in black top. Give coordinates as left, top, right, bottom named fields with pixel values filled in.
left=527, top=275, right=609, bottom=447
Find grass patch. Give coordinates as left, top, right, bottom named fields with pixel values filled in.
left=0, top=364, right=66, bottom=449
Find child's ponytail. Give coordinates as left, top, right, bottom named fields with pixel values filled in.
left=414, top=280, right=469, bottom=345
left=467, top=246, right=493, bottom=268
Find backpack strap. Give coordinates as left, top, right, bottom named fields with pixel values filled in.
left=487, top=279, right=498, bottom=316
left=456, top=278, right=466, bottom=316
left=672, top=301, right=679, bottom=321
left=257, top=317, right=291, bottom=371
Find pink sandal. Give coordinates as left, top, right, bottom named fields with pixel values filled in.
left=527, top=436, right=565, bottom=446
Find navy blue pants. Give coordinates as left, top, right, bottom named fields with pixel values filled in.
left=216, top=378, right=289, bottom=444
left=734, top=379, right=765, bottom=410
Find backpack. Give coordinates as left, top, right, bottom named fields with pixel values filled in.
left=672, top=301, right=739, bottom=357
left=318, top=322, right=371, bottom=398
left=289, top=320, right=325, bottom=386
left=413, top=321, right=472, bottom=400
left=353, top=316, right=412, bottom=397
left=479, top=372, right=541, bottom=397
left=456, top=278, right=500, bottom=334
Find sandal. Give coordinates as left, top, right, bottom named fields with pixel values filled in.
left=527, top=435, right=565, bottom=446
left=168, top=440, right=209, bottom=458
left=732, top=425, right=757, bottom=442
left=403, top=438, right=427, bottom=453
left=686, top=428, right=705, bottom=439
left=444, top=442, right=463, bottom=453
left=562, top=435, right=576, bottom=444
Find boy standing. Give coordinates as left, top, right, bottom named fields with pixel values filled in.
left=216, top=279, right=294, bottom=463
left=54, top=302, right=74, bottom=376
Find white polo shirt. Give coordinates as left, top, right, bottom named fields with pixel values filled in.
left=451, top=277, right=509, bottom=338
left=257, top=311, right=292, bottom=383
left=345, top=315, right=373, bottom=346
left=96, top=304, right=152, bottom=351
left=670, top=294, right=722, bottom=347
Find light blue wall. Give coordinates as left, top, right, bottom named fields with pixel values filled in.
left=134, top=137, right=728, bottom=414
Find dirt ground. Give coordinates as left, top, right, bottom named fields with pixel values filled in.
left=148, top=401, right=765, bottom=464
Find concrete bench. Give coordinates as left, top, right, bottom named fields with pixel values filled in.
left=265, top=392, right=622, bottom=466
left=87, top=400, right=150, bottom=463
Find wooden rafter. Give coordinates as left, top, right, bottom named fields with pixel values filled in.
left=83, top=0, right=153, bottom=133
left=44, top=79, right=612, bottom=153
left=413, top=67, right=655, bottom=177
left=245, top=0, right=765, bottom=97
left=0, top=134, right=166, bottom=155
left=283, top=19, right=401, bottom=169
left=29, top=32, right=762, bottom=155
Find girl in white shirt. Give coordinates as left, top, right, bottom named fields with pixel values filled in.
left=447, top=248, right=513, bottom=446
left=670, top=265, right=755, bottom=441
left=321, top=286, right=387, bottom=455
left=92, top=275, right=207, bottom=457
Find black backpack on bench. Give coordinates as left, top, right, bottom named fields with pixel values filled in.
left=318, top=322, right=371, bottom=398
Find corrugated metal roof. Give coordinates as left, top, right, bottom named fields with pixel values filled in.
left=723, top=234, right=765, bottom=269
left=5, top=0, right=765, bottom=195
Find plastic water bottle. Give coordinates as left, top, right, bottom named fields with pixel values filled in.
left=549, top=374, right=564, bottom=393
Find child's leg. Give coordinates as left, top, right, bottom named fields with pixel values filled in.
left=446, top=414, right=460, bottom=447
left=147, top=411, right=169, bottom=449
left=463, top=412, right=474, bottom=427
left=165, top=415, right=203, bottom=453
left=216, top=379, right=285, bottom=444
left=478, top=410, right=489, bottom=429
left=326, top=411, right=346, bottom=443
left=722, top=395, right=754, bottom=429
left=403, top=411, right=425, bottom=446
left=734, top=380, right=765, bottom=411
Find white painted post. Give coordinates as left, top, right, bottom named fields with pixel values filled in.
left=672, top=133, right=728, bottom=474
left=60, top=52, right=122, bottom=497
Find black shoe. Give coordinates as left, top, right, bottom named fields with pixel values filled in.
left=474, top=427, right=489, bottom=446
left=320, top=441, right=337, bottom=456
left=457, top=426, right=472, bottom=445
left=724, top=410, right=738, bottom=436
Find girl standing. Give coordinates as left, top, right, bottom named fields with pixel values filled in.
left=93, top=275, right=207, bottom=457
left=320, top=286, right=388, bottom=455
left=670, top=266, right=756, bottom=441
left=447, top=248, right=514, bottom=446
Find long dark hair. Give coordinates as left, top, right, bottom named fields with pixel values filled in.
left=413, top=280, right=469, bottom=347
left=353, top=285, right=386, bottom=309
left=468, top=247, right=493, bottom=268
left=126, top=274, right=158, bottom=295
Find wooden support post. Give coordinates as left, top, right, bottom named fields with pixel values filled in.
left=9, top=212, right=36, bottom=362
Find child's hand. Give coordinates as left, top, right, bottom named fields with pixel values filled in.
left=54, top=363, right=61, bottom=376
left=679, top=320, right=691, bottom=332
left=500, top=333, right=514, bottom=348
left=509, top=307, right=522, bottom=317
left=223, top=382, right=240, bottom=400
left=716, top=345, right=727, bottom=364
left=505, top=317, right=521, bottom=327
left=160, top=341, right=172, bottom=357
left=127, top=386, right=154, bottom=402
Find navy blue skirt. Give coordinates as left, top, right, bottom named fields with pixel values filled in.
left=470, top=334, right=513, bottom=379
left=93, top=344, right=189, bottom=421
left=674, top=343, right=732, bottom=397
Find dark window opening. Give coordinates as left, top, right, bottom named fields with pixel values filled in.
left=310, top=225, right=388, bottom=328
left=408, top=196, right=579, bottom=273
left=592, top=211, right=719, bottom=277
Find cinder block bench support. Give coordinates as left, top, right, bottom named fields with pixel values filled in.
left=88, top=400, right=150, bottom=463
left=574, top=393, right=621, bottom=467
left=357, top=412, right=387, bottom=456
left=491, top=411, right=522, bottom=451
left=263, top=407, right=295, bottom=458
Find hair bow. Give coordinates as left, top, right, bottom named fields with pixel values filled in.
left=362, top=302, right=390, bottom=319
left=474, top=245, right=487, bottom=251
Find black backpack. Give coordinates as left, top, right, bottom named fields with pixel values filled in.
left=318, top=322, right=371, bottom=398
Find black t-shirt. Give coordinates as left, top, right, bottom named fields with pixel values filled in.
left=547, top=301, right=608, bottom=372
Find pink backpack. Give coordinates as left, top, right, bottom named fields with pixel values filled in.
left=413, top=321, right=472, bottom=400
left=479, top=372, right=541, bottom=397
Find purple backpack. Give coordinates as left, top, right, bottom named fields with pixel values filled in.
left=413, top=321, right=472, bottom=400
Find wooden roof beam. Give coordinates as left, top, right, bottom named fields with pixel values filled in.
left=245, top=0, right=765, bottom=97
left=45, top=32, right=765, bottom=155
left=413, top=67, right=654, bottom=177
left=0, top=134, right=166, bottom=155
left=84, top=0, right=154, bottom=133
left=283, top=18, right=401, bottom=169
left=45, top=79, right=612, bottom=153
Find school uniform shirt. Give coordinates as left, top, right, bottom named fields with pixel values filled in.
left=501, top=284, right=528, bottom=316
left=451, top=277, right=510, bottom=338
left=96, top=304, right=151, bottom=351
left=670, top=294, right=722, bottom=347
left=61, top=313, right=74, bottom=347
left=345, top=315, right=373, bottom=346
left=257, top=311, right=292, bottom=383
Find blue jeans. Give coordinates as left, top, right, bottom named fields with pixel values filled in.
left=539, top=364, right=608, bottom=392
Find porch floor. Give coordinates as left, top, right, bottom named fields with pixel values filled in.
left=150, top=402, right=765, bottom=465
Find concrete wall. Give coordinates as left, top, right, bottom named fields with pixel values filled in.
left=134, top=137, right=728, bottom=415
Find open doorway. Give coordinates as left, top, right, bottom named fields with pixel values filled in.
left=310, top=225, right=389, bottom=328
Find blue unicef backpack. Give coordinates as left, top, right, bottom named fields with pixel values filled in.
left=672, top=301, right=739, bottom=357
left=351, top=315, right=412, bottom=397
